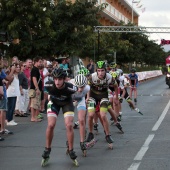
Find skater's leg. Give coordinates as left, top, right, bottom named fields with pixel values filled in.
left=64, top=115, right=74, bottom=150
left=78, top=109, right=86, bottom=142
left=99, top=111, right=110, bottom=135
left=46, top=116, right=57, bottom=148
left=108, top=108, right=118, bottom=123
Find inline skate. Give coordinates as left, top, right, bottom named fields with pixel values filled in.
left=41, top=148, right=51, bottom=167
left=68, top=149, right=79, bottom=166
left=105, top=135, right=113, bottom=149
left=80, top=142, right=87, bottom=157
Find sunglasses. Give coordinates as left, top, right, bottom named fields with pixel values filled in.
left=22, top=65, right=26, bottom=67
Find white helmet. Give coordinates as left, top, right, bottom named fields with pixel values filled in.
left=74, top=74, right=87, bottom=87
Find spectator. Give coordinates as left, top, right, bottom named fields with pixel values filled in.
left=30, top=57, right=43, bottom=122
left=52, top=60, right=59, bottom=69
left=15, top=62, right=29, bottom=117
left=24, top=59, right=33, bottom=88
left=12, top=56, right=19, bottom=64
left=6, top=63, right=21, bottom=126
left=0, top=60, right=15, bottom=137
left=87, top=59, right=94, bottom=74
left=42, top=60, right=51, bottom=112
left=59, top=58, right=68, bottom=70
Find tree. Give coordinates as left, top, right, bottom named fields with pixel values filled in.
left=0, top=0, right=55, bottom=58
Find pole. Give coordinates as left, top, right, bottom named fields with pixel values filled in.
left=94, top=38, right=95, bottom=62
left=98, top=30, right=100, bottom=59
left=132, top=0, right=134, bottom=24
left=114, top=52, right=116, bottom=63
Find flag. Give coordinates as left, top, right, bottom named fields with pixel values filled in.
left=136, top=0, right=141, bottom=6
left=141, top=7, right=146, bottom=13
left=137, top=4, right=143, bottom=8
left=132, top=0, right=140, bottom=3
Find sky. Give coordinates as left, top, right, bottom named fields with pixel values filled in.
left=127, top=0, right=170, bottom=52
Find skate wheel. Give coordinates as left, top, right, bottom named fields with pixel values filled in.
left=73, top=159, right=79, bottom=166
left=41, top=158, right=49, bottom=167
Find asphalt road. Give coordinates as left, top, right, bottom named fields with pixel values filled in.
left=1, top=75, right=170, bottom=170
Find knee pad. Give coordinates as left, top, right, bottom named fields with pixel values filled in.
left=126, top=96, right=131, bottom=102
left=87, top=97, right=96, bottom=112
left=100, top=98, right=109, bottom=112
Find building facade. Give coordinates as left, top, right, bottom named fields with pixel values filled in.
left=96, top=0, right=139, bottom=26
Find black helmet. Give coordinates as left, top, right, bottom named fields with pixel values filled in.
left=110, top=62, right=117, bottom=69
left=131, top=68, right=136, bottom=73
left=52, top=68, right=67, bottom=78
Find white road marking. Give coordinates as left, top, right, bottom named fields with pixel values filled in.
left=134, top=134, right=154, bottom=161
left=128, top=100, right=170, bottom=170
left=152, top=100, right=170, bottom=131
left=128, top=163, right=141, bottom=170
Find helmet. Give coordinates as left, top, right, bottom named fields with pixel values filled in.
left=96, top=61, right=106, bottom=69
left=78, top=68, right=90, bottom=76
left=131, top=68, right=136, bottom=73
left=74, top=74, right=87, bottom=87
left=52, top=68, right=67, bottom=78
left=117, top=69, right=123, bottom=75
left=110, top=62, right=117, bottom=69
left=116, top=70, right=120, bottom=77
left=109, top=71, right=118, bottom=78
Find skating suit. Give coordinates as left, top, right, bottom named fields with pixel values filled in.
left=45, top=81, right=77, bottom=116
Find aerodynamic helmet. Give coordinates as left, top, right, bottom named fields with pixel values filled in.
left=110, top=62, right=117, bottom=69
left=74, top=74, right=87, bottom=87
left=96, top=61, right=106, bottom=69
left=52, top=68, right=67, bottom=78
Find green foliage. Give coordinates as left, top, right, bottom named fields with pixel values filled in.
left=0, top=0, right=167, bottom=68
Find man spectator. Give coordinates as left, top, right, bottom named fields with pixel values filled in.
left=24, top=59, right=33, bottom=88
left=0, top=59, right=15, bottom=138
left=30, top=57, right=43, bottom=122
left=12, top=56, right=19, bottom=64
left=87, top=59, right=94, bottom=74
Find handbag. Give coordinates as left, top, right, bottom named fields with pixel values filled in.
left=28, top=89, right=36, bottom=98
left=29, top=77, right=41, bottom=98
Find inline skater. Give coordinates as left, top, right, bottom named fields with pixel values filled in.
left=71, top=74, right=90, bottom=156
left=41, top=68, right=79, bottom=167
left=86, top=61, right=119, bottom=149
left=73, top=68, right=90, bottom=129
left=110, top=69, right=143, bottom=119
left=128, top=68, right=138, bottom=105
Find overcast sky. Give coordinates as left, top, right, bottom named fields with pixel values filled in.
left=127, top=0, right=170, bottom=51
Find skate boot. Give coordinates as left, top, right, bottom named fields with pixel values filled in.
left=115, top=122, right=124, bottom=133
left=129, top=103, right=133, bottom=110
left=68, top=149, right=79, bottom=166
left=41, top=147, right=51, bottom=167
left=134, top=98, right=137, bottom=105
left=105, top=135, right=113, bottom=149
left=85, top=132, right=97, bottom=148
left=117, top=115, right=122, bottom=122
left=73, top=121, right=79, bottom=129
left=135, top=108, right=143, bottom=115
left=93, top=123, right=98, bottom=134
left=80, top=142, right=87, bottom=157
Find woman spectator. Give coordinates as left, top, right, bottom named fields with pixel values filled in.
left=6, top=63, right=21, bottom=126
left=15, top=62, right=29, bottom=117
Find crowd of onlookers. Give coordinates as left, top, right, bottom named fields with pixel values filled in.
left=0, top=56, right=71, bottom=141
